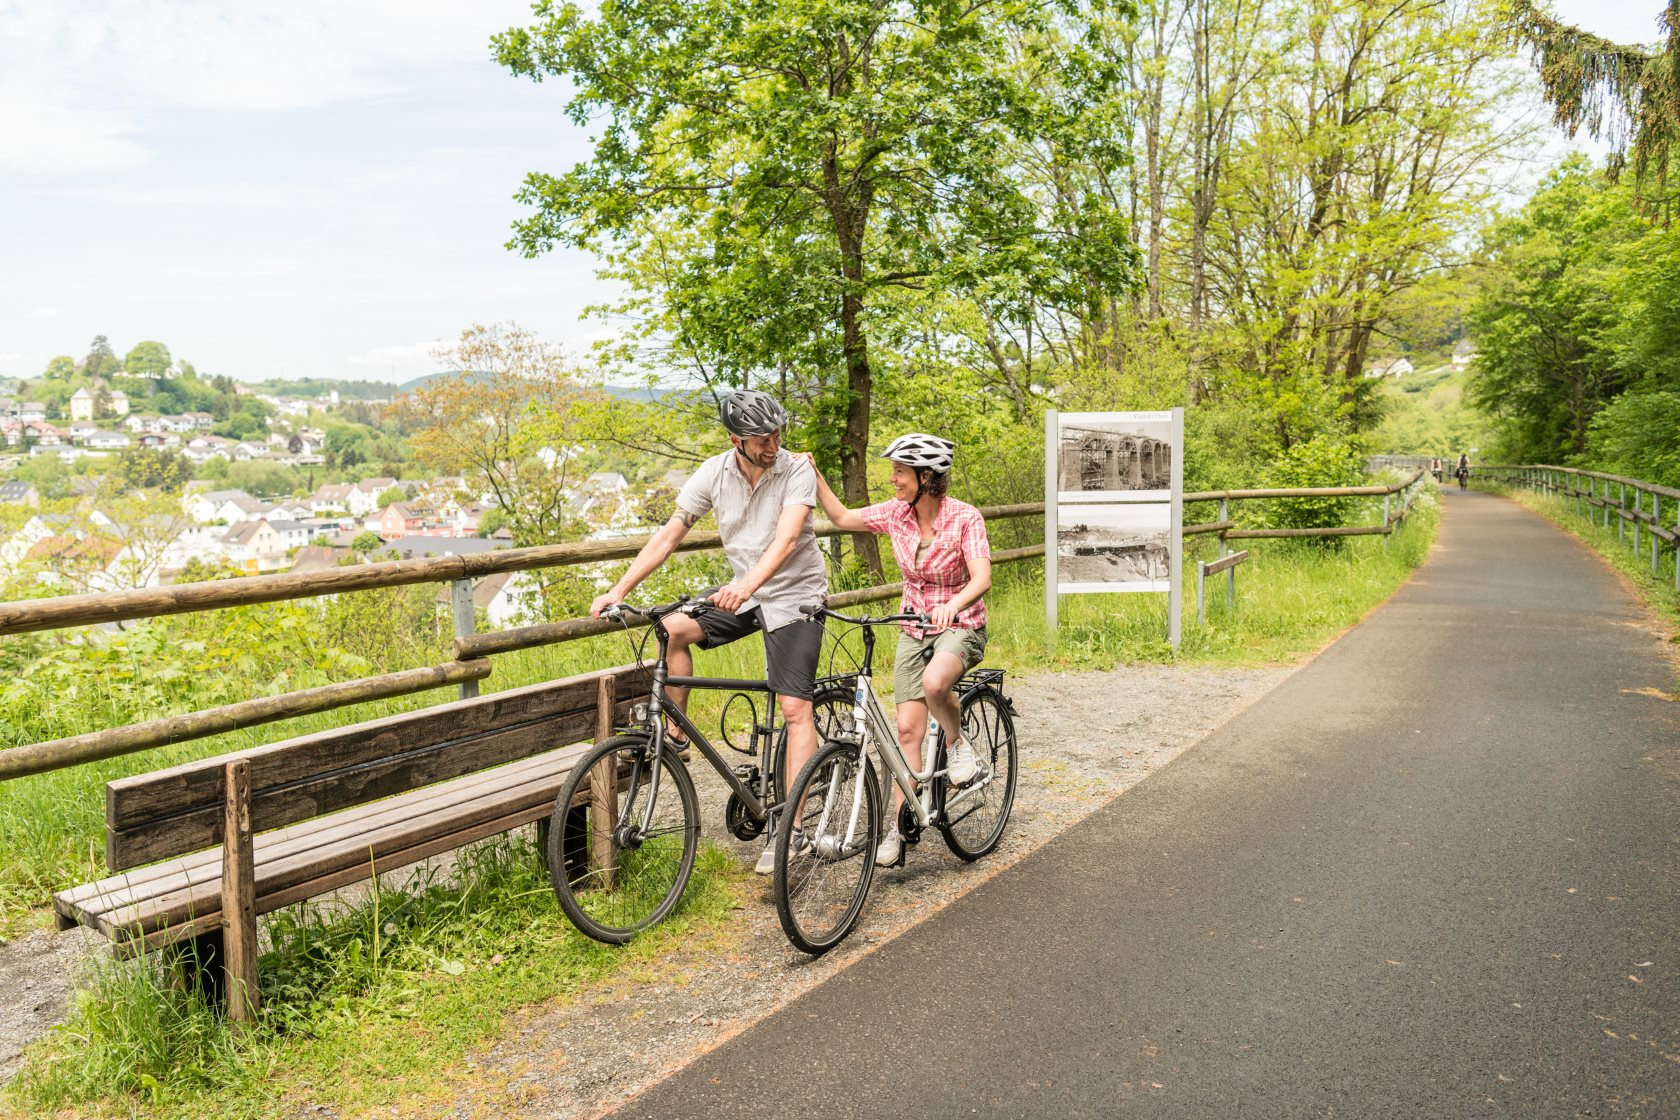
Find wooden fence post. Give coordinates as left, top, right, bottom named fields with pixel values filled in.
left=588, top=675, right=619, bottom=887
left=222, top=759, right=259, bottom=1025
left=451, top=578, right=479, bottom=701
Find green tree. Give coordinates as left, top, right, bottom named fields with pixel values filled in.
left=494, top=0, right=1134, bottom=573
left=376, top=486, right=407, bottom=509
left=41, top=356, right=76, bottom=380
left=110, top=449, right=192, bottom=492
left=123, top=340, right=173, bottom=379
left=1502, top=0, right=1680, bottom=213
left=351, top=530, right=384, bottom=554
left=84, top=335, right=120, bottom=379
left=1468, top=160, right=1647, bottom=462
left=401, top=323, right=596, bottom=546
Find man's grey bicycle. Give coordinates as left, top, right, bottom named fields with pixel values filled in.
left=773, top=604, right=1019, bottom=954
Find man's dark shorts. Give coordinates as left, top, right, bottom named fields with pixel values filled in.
left=696, top=605, right=824, bottom=701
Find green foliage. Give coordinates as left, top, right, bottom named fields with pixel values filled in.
left=495, top=0, right=1135, bottom=492
left=124, top=340, right=173, bottom=378
left=1469, top=160, right=1644, bottom=461
left=7, top=834, right=743, bottom=1115
left=1580, top=390, right=1680, bottom=489
left=83, top=335, right=120, bottom=379
left=42, top=355, right=76, bottom=380
left=375, top=486, right=407, bottom=509
left=111, top=448, right=193, bottom=492
left=1260, top=434, right=1367, bottom=535
left=224, top=459, right=305, bottom=499
left=350, top=531, right=383, bottom=554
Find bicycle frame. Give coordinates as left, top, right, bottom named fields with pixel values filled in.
left=824, top=610, right=995, bottom=834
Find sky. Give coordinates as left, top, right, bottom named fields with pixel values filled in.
left=0, top=0, right=1670, bottom=386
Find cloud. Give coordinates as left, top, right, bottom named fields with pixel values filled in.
left=26, top=306, right=64, bottom=320
left=0, top=0, right=533, bottom=173
left=0, top=78, right=148, bottom=174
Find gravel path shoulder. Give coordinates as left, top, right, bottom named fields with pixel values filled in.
left=0, top=661, right=1293, bottom=1106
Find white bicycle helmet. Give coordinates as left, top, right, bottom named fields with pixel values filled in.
left=718, top=389, right=789, bottom=437
left=880, top=432, right=955, bottom=473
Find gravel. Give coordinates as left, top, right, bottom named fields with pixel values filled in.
left=0, top=661, right=1291, bottom=1110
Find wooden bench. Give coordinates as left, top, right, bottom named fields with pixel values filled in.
left=54, top=663, right=649, bottom=1016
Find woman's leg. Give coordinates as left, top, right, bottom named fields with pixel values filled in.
left=891, top=698, right=928, bottom=817
left=920, top=651, right=964, bottom=746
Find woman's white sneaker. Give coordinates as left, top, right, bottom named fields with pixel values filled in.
left=946, top=736, right=980, bottom=786
left=874, top=829, right=906, bottom=867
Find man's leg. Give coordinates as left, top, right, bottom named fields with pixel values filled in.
left=660, top=613, right=705, bottom=738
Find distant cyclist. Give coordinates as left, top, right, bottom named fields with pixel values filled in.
left=590, top=388, right=827, bottom=874
left=799, top=433, right=992, bottom=868
left=1456, top=453, right=1470, bottom=489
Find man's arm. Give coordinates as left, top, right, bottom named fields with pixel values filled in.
left=589, top=510, right=697, bottom=617
left=710, top=503, right=810, bottom=612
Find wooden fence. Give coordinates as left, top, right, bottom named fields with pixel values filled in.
left=1475, top=465, right=1680, bottom=591
left=0, top=471, right=1425, bottom=783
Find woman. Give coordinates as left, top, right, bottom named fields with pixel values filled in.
left=801, top=433, right=992, bottom=867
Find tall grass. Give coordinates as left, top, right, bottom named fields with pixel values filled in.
left=6, top=834, right=745, bottom=1117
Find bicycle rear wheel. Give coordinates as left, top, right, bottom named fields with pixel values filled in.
left=547, top=734, right=699, bottom=945
left=937, top=687, right=1018, bottom=860
left=774, top=740, right=881, bottom=954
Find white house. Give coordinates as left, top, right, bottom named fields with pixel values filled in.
left=85, top=430, right=131, bottom=451
left=216, top=495, right=273, bottom=524
left=1452, top=339, right=1477, bottom=370
left=221, top=519, right=287, bottom=573
left=187, top=488, right=253, bottom=524
left=70, top=388, right=96, bottom=422
left=309, top=482, right=353, bottom=515
left=1365, top=356, right=1414, bottom=379
left=347, top=477, right=398, bottom=517
left=264, top=518, right=313, bottom=552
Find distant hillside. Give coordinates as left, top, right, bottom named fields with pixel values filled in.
left=250, top=377, right=403, bottom=400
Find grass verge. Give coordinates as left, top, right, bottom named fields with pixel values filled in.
left=4, top=833, right=747, bottom=1119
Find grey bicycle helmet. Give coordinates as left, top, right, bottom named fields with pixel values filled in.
left=880, top=432, right=955, bottom=473
left=718, top=389, right=789, bottom=437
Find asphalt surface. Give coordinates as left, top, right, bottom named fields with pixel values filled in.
left=608, top=489, right=1680, bottom=1119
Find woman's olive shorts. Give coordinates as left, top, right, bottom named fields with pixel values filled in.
left=894, top=626, right=988, bottom=702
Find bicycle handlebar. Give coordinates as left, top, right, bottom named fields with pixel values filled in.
left=801, top=603, right=931, bottom=628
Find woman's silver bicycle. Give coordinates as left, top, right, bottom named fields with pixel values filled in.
left=773, top=604, right=1019, bottom=954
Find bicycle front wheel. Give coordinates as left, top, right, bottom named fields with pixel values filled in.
left=547, top=734, right=699, bottom=945
left=774, top=740, right=881, bottom=955
left=937, top=687, right=1019, bottom=860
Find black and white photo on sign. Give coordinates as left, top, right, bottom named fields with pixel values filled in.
left=1056, top=413, right=1174, bottom=501
left=1056, top=502, right=1172, bottom=592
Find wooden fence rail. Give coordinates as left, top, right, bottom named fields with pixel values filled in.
left=0, top=473, right=1425, bottom=783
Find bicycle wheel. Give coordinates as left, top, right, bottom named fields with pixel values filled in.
left=774, top=740, right=881, bottom=954
left=547, top=734, right=699, bottom=945
left=937, top=687, right=1018, bottom=860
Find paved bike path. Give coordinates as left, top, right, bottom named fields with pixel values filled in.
left=608, top=490, right=1680, bottom=1118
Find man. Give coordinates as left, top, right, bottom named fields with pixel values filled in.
left=589, top=388, right=828, bottom=873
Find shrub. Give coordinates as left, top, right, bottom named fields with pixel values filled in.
left=1261, top=435, right=1366, bottom=537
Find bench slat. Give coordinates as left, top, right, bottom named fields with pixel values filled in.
left=65, top=744, right=596, bottom=941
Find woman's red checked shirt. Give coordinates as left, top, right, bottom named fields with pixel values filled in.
left=858, top=496, right=991, bottom=633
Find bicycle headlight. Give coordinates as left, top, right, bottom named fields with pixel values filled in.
left=631, top=702, right=650, bottom=724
